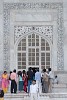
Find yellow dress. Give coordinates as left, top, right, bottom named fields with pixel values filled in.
left=2, top=74, right=9, bottom=93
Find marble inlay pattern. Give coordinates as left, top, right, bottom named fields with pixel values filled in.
left=3, top=2, right=64, bottom=71
left=14, top=25, right=53, bottom=43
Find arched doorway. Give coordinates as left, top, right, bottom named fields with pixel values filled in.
left=17, top=33, right=51, bottom=71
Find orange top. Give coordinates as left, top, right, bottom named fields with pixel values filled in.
left=2, top=74, right=8, bottom=79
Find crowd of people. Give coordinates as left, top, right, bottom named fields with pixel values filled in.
left=0, top=67, right=58, bottom=94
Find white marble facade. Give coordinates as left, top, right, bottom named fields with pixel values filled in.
left=0, top=0, right=67, bottom=77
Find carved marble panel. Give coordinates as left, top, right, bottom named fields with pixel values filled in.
left=3, top=2, right=64, bottom=71
left=14, top=25, right=53, bottom=43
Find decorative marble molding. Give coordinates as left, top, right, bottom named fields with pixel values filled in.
left=3, top=2, right=64, bottom=71
left=14, top=25, right=53, bottom=43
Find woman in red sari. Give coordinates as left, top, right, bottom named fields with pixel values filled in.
left=22, top=73, right=27, bottom=92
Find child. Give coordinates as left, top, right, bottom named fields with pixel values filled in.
left=30, top=80, right=38, bottom=100
left=54, top=75, right=58, bottom=84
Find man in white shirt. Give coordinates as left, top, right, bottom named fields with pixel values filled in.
left=35, top=69, right=41, bottom=93
left=30, top=80, right=38, bottom=100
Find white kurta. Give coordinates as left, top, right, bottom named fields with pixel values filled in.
left=30, top=84, right=38, bottom=100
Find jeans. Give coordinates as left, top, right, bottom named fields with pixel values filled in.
left=28, top=80, right=32, bottom=92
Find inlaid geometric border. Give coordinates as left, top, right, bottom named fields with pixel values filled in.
left=3, top=2, right=64, bottom=71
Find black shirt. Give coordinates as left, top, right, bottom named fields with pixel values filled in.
left=27, top=70, right=33, bottom=80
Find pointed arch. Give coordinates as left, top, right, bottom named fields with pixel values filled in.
left=14, top=32, right=52, bottom=71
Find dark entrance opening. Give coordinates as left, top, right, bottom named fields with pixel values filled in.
left=32, top=67, right=39, bottom=73
left=32, top=67, right=39, bottom=79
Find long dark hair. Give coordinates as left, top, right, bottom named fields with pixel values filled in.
left=18, top=71, right=22, bottom=77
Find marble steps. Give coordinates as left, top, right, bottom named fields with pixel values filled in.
left=52, top=83, right=67, bottom=93
left=4, top=93, right=67, bottom=100
left=4, top=83, right=67, bottom=100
